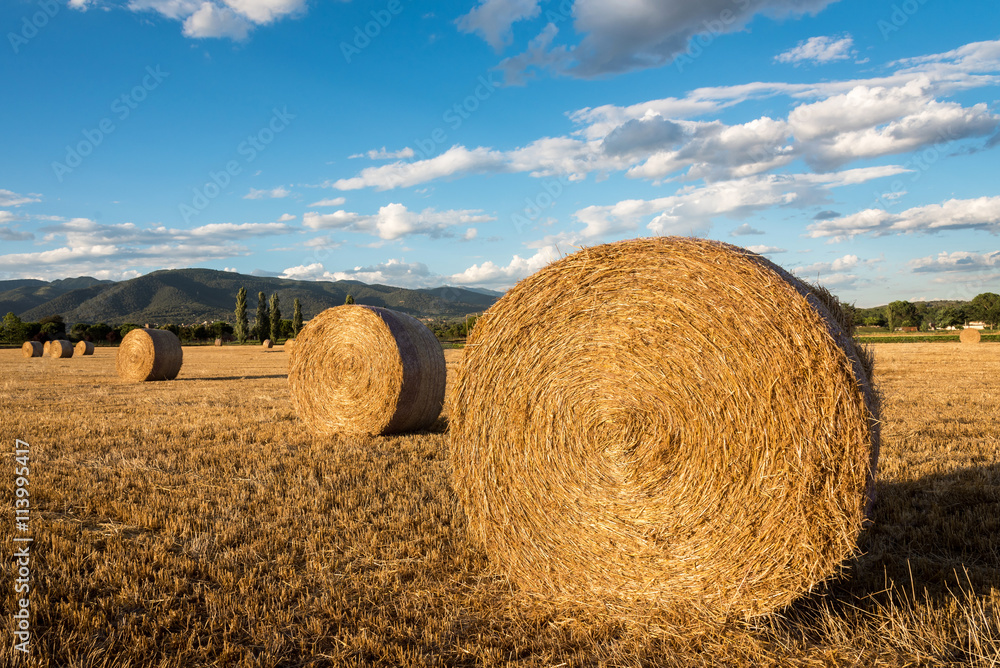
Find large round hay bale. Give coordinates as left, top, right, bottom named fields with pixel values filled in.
left=214, top=338, right=222, bottom=347
left=22, top=341, right=42, bottom=358
left=75, top=341, right=95, bottom=356
left=960, top=328, right=981, bottom=344
left=48, top=340, right=74, bottom=358
left=42, top=340, right=51, bottom=356
left=449, top=237, right=880, bottom=622
left=288, top=305, right=446, bottom=437
left=116, top=328, right=183, bottom=382
left=262, top=339, right=273, bottom=349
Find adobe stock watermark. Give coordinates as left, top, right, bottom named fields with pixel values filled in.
left=878, top=0, right=932, bottom=40
left=51, top=65, right=170, bottom=183
left=411, top=73, right=501, bottom=161
left=341, top=0, right=404, bottom=63
left=12, top=439, right=32, bottom=656
left=7, top=0, right=59, bottom=54
left=511, top=175, right=573, bottom=234
left=179, top=107, right=295, bottom=223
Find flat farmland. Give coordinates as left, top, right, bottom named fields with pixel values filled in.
left=0, top=343, right=998, bottom=667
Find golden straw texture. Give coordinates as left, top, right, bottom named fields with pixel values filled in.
left=48, top=340, right=74, bottom=358
left=215, top=338, right=223, bottom=347
left=22, top=341, right=42, bottom=358
left=960, top=328, right=981, bottom=344
left=449, top=237, right=880, bottom=622
left=43, top=341, right=51, bottom=356
left=262, top=339, right=273, bottom=349
left=288, top=305, right=446, bottom=437
left=116, top=328, right=183, bottom=382
left=75, top=341, right=95, bottom=356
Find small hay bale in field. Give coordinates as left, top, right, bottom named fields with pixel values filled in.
left=960, top=328, right=981, bottom=344
left=284, top=338, right=294, bottom=352
left=449, top=236, right=881, bottom=622
left=22, top=341, right=42, bottom=358
left=75, top=341, right=95, bottom=356
left=262, top=339, right=273, bottom=349
left=42, top=340, right=51, bottom=356
left=214, top=338, right=222, bottom=347
left=288, top=305, right=446, bottom=437
left=48, top=340, right=74, bottom=358
left=116, top=328, right=183, bottom=382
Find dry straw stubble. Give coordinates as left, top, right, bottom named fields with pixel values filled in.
left=48, top=340, right=74, bottom=358
left=22, top=341, right=42, bottom=358
left=449, top=236, right=881, bottom=623
left=116, top=328, right=183, bottom=382
left=288, top=305, right=446, bottom=437
left=960, top=328, right=982, bottom=344
left=75, top=341, right=95, bottom=356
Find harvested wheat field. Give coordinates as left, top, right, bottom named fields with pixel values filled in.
left=0, top=343, right=998, bottom=666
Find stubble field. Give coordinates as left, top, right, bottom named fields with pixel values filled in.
left=0, top=343, right=998, bottom=667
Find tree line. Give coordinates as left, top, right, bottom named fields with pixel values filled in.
left=850, top=292, right=1000, bottom=331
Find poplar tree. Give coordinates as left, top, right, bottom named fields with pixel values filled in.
left=269, top=293, right=281, bottom=343
left=234, top=287, right=249, bottom=343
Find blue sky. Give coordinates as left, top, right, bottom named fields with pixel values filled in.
left=1, top=0, right=998, bottom=307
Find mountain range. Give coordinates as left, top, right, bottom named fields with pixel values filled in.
left=0, top=269, right=501, bottom=325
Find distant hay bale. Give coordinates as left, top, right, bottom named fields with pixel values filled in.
left=48, top=340, right=74, bottom=358
left=214, top=338, right=222, bottom=346
left=262, top=339, right=273, bottom=349
left=288, top=305, right=446, bottom=437
left=284, top=338, right=294, bottom=352
left=22, top=342, right=42, bottom=358
left=75, top=341, right=95, bottom=356
left=42, top=340, right=51, bottom=356
left=960, top=328, right=981, bottom=344
left=116, top=328, right=183, bottom=382
left=449, top=236, right=881, bottom=622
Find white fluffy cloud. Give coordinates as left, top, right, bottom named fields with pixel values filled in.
left=128, top=0, right=305, bottom=39
left=808, top=196, right=1000, bottom=240
left=349, top=147, right=416, bottom=160
left=775, top=35, right=856, bottom=65
left=332, top=146, right=509, bottom=191
left=281, top=259, right=439, bottom=288
left=794, top=254, right=865, bottom=275
left=0, top=189, right=41, bottom=207
left=308, top=197, right=347, bottom=207
left=909, top=250, right=1000, bottom=273
left=244, top=186, right=291, bottom=199
left=448, top=245, right=560, bottom=288
left=744, top=245, right=786, bottom=255
left=456, top=0, right=541, bottom=50
left=303, top=204, right=495, bottom=240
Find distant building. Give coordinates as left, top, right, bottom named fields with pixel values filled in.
left=967, top=321, right=987, bottom=330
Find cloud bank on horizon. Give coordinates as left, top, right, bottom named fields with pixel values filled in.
left=1, top=0, right=998, bottom=306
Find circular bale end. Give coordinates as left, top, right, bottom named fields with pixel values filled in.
left=449, top=236, right=880, bottom=622
left=116, top=328, right=183, bottom=382
left=75, top=341, right=95, bottom=356
left=22, top=341, right=42, bottom=358
left=214, top=338, right=223, bottom=347
left=960, top=328, right=981, bottom=344
left=48, top=340, right=74, bottom=358
left=262, top=339, right=273, bottom=349
left=288, top=305, right=446, bottom=437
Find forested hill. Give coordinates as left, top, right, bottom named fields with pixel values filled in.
left=0, top=269, right=500, bottom=324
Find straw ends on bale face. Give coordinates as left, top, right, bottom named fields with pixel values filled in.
left=262, top=339, right=273, bottom=349
left=22, top=341, right=42, bottom=358
left=116, top=328, right=183, bottom=382
left=288, top=305, right=446, bottom=437
left=449, top=236, right=880, bottom=622
left=48, top=340, right=74, bottom=358
left=75, top=341, right=95, bottom=356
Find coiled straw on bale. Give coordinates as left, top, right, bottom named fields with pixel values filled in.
left=75, top=341, right=95, bottom=356
left=262, top=339, right=273, bottom=349
left=116, top=328, right=183, bottom=382
left=449, top=236, right=880, bottom=622
left=48, top=340, right=74, bottom=358
left=288, top=305, right=446, bottom=437
left=960, top=328, right=981, bottom=344
left=22, top=341, right=42, bottom=358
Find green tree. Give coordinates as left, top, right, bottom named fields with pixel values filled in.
left=234, top=286, right=249, bottom=343
left=87, top=323, right=112, bottom=341
left=255, top=291, right=269, bottom=341
left=212, top=321, right=234, bottom=338
left=2, top=312, right=26, bottom=344
left=885, top=300, right=918, bottom=331
left=345, top=294, right=355, bottom=305
left=269, top=293, right=281, bottom=342
left=292, top=298, right=303, bottom=336
left=160, top=323, right=181, bottom=337
left=970, top=292, right=1000, bottom=328
left=119, top=323, right=140, bottom=339
left=193, top=324, right=209, bottom=341
left=38, top=314, right=65, bottom=334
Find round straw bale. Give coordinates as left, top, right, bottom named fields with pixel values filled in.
left=48, top=339, right=74, bottom=358
left=75, top=341, right=95, bottom=356
left=284, top=338, right=294, bottom=352
left=42, top=340, right=51, bottom=356
left=214, top=338, right=223, bottom=347
left=288, top=305, right=446, bottom=437
left=116, top=328, right=183, bottom=382
left=262, top=339, right=273, bottom=349
left=449, top=236, right=880, bottom=622
left=22, top=341, right=42, bottom=358
left=960, top=328, right=981, bottom=344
